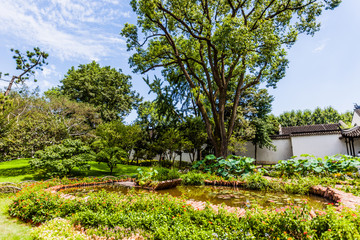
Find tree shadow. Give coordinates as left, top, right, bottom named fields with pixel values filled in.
left=0, top=167, right=34, bottom=177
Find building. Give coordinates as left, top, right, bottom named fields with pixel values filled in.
left=239, top=109, right=360, bottom=164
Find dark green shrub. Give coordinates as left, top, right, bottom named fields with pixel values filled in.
left=29, top=139, right=93, bottom=177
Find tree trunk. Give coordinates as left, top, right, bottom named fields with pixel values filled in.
left=4, top=76, right=16, bottom=96
left=254, top=144, right=257, bottom=165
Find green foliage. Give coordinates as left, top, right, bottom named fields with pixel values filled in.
left=272, top=107, right=353, bottom=128
left=9, top=179, right=360, bottom=240
left=123, top=0, right=340, bottom=156
left=136, top=167, right=181, bottom=186
left=193, top=154, right=256, bottom=178
left=242, top=172, right=270, bottom=190
left=0, top=94, right=101, bottom=160
left=181, top=171, right=205, bottom=185
left=136, top=168, right=158, bottom=186
left=29, top=139, right=93, bottom=177
left=93, top=121, right=142, bottom=160
left=31, top=218, right=88, bottom=240
left=10, top=47, right=48, bottom=84
left=95, top=147, right=127, bottom=174
left=60, top=61, right=140, bottom=122
left=275, top=154, right=360, bottom=177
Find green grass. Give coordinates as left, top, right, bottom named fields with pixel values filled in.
left=0, top=159, right=148, bottom=183
left=0, top=159, right=150, bottom=239
left=0, top=194, right=32, bottom=240
left=0, top=159, right=39, bottom=183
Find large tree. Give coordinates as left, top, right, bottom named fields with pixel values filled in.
left=60, top=61, right=141, bottom=122
left=122, top=0, right=340, bottom=157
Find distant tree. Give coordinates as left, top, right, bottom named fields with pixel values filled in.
left=180, top=116, right=208, bottom=162
left=229, top=88, right=275, bottom=159
left=94, top=121, right=142, bottom=160
left=1, top=93, right=101, bottom=159
left=2, top=48, right=48, bottom=96
left=273, top=107, right=352, bottom=127
left=59, top=61, right=141, bottom=122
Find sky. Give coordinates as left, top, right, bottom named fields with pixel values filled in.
left=0, top=0, right=359, bottom=123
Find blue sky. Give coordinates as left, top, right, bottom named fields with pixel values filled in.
left=0, top=0, right=358, bottom=123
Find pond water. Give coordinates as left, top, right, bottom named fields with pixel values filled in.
left=62, top=184, right=330, bottom=209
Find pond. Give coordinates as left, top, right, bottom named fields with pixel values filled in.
left=62, top=184, right=330, bottom=209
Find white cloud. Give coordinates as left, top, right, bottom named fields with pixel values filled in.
left=0, top=0, right=130, bottom=61
left=313, top=39, right=329, bottom=53
left=41, top=65, right=61, bottom=78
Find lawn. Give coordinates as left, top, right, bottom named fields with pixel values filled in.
left=0, top=159, right=148, bottom=183
left=0, top=195, right=32, bottom=240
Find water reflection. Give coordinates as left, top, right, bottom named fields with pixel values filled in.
left=62, top=184, right=330, bottom=209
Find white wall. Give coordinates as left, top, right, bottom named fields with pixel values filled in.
left=352, top=112, right=360, bottom=126
left=237, top=139, right=293, bottom=165
left=291, top=134, right=347, bottom=157
left=257, top=139, right=293, bottom=164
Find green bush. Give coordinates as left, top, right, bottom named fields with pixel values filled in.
left=136, top=167, right=181, bottom=186
left=181, top=171, right=205, bottom=185
left=29, top=139, right=93, bottom=177
left=192, top=154, right=256, bottom=178
left=242, top=172, right=270, bottom=190
left=155, top=167, right=181, bottom=181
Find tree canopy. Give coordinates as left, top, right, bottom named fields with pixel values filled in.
left=60, top=61, right=141, bottom=122
left=122, top=0, right=341, bottom=157
left=271, top=107, right=352, bottom=127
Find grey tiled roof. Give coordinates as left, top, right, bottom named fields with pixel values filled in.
left=341, top=126, right=360, bottom=138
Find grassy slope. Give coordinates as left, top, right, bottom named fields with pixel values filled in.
left=0, top=195, right=32, bottom=240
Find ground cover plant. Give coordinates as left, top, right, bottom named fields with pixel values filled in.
left=6, top=178, right=360, bottom=240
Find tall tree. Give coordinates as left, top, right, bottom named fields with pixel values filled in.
left=3, top=48, right=48, bottom=96
left=122, top=0, right=341, bottom=157
left=60, top=61, right=141, bottom=122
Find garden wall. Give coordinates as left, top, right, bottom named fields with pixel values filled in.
left=290, top=134, right=347, bottom=157
left=237, top=139, right=293, bottom=165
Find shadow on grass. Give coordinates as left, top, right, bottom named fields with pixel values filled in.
left=71, top=162, right=143, bottom=178
left=0, top=167, right=35, bottom=177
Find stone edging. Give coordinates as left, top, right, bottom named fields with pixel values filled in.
left=310, top=185, right=360, bottom=209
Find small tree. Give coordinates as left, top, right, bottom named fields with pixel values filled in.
left=94, top=121, right=142, bottom=160
left=95, top=147, right=127, bottom=173
left=30, top=139, right=93, bottom=177
left=4, top=48, right=48, bottom=96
